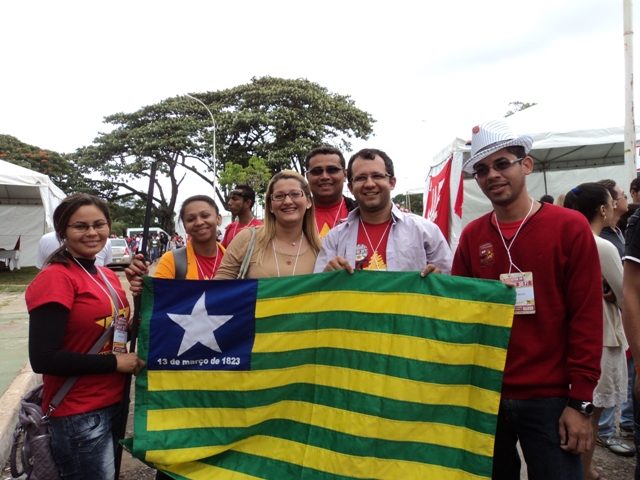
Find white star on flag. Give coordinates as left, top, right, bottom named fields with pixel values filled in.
left=167, top=292, right=233, bottom=356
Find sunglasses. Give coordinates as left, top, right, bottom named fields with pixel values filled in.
left=307, top=166, right=344, bottom=176
left=473, top=158, right=524, bottom=179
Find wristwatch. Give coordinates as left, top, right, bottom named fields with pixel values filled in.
left=566, top=399, right=595, bottom=417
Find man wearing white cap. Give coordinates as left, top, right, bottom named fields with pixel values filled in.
left=452, top=120, right=603, bottom=479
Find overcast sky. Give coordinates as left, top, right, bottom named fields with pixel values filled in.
left=1, top=0, right=634, bottom=203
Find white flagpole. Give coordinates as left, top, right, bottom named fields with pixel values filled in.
left=624, top=0, right=637, bottom=183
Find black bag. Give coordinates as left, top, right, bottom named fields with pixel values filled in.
left=10, top=384, right=62, bottom=480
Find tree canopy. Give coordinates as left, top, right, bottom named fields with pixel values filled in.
left=504, top=101, right=537, bottom=117
left=74, top=77, right=375, bottom=231
left=200, top=76, right=375, bottom=173
left=0, top=134, right=103, bottom=195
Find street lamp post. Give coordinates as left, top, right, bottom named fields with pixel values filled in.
left=185, top=93, right=217, bottom=194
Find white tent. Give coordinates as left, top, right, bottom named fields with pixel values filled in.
left=0, top=160, right=66, bottom=267
left=424, top=101, right=639, bottom=252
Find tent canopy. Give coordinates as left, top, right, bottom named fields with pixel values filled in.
left=0, top=160, right=66, bottom=267
left=425, top=101, right=639, bottom=250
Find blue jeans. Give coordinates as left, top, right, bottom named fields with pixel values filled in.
left=50, top=402, right=122, bottom=480
left=599, top=356, right=635, bottom=436
left=492, top=398, right=582, bottom=480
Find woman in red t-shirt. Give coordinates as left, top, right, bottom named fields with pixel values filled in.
left=27, top=194, right=145, bottom=480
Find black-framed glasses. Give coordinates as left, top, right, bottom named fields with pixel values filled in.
left=307, top=166, right=344, bottom=176
left=473, top=158, right=525, bottom=179
left=67, top=222, right=110, bottom=233
left=349, top=173, right=392, bottom=185
left=270, top=190, right=306, bottom=202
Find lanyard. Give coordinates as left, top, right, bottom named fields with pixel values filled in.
left=73, top=258, right=122, bottom=321
left=494, top=198, right=534, bottom=274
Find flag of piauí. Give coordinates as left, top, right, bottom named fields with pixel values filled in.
left=128, top=270, right=515, bottom=480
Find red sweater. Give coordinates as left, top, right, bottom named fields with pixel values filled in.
left=452, top=203, right=602, bottom=401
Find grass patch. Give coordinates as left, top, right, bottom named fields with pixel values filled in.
left=0, top=266, right=39, bottom=288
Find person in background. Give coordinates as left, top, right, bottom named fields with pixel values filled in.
left=622, top=202, right=640, bottom=479
left=630, top=177, right=640, bottom=203
left=36, top=230, right=112, bottom=269
left=27, top=194, right=145, bottom=480
left=564, top=183, right=629, bottom=477
left=221, top=185, right=263, bottom=248
left=619, top=203, right=640, bottom=235
left=539, top=194, right=554, bottom=204
left=595, top=179, right=634, bottom=458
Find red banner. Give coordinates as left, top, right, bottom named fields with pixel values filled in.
left=425, top=157, right=452, bottom=241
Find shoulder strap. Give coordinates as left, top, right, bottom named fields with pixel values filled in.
left=48, top=325, right=114, bottom=413
left=237, top=228, right=257, bottom=279
left=172, top=247, right=188, bottom=280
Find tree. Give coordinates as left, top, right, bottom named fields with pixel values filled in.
left=107, top=198, right=160, bottom=236
left=392, top=193, right=424, bottom=216
left=217, top=156, right=271, bottom=208
left=0, top=134, right=104, bottom=195
left=504, top=101, right=537, bottom=117
left=75, top=77, right=374, bottom=230
left=199, top=76, right=375, bottom=174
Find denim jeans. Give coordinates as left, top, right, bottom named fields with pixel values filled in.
left=492, top=398, right=582, bottom=480
left=599, top=356, right=635, bottom=436
left=50, top=402, right=122, bottom=480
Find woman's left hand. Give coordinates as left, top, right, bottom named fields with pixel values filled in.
left=116, top=353, right=146, bottom=375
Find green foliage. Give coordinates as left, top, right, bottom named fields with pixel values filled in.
left=392, top=193, right=424, bottom=216
left=0, top=135, right=103, bottom=195
left=218, top=156, right=271, bottom=206
left=74, top=77, right=374, bottom=233
left=200, top=76, right=375, bottom=174
left=504, top=101, right=537, bottom=118
left=107, top=198, right=166, bottom=236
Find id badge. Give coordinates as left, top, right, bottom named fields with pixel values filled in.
left=499, top=272, right=535, bottom=315
left=112, top=314, right=129, bottom=354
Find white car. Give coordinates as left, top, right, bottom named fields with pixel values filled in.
left=108, top=238, right=132, bottom=267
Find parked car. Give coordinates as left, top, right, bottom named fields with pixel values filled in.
left=108, top=238, right=132, bottom=267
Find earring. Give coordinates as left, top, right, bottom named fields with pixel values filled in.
left=604, top=214, right=607, bottom=221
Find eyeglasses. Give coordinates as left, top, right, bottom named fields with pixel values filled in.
left=307, top=166, right=344, bottom=176
left=67, top=222, right=110, bottom=233
left=473, top=158, right=525, bottom=179
left=349, top=173, right=392, bottom=185
left=615, top=193, right=628, bottom=201
left=270, top=190, right=306, bottom=202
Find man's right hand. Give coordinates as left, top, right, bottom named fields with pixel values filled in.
left=323, top=256, right=354, bottom=274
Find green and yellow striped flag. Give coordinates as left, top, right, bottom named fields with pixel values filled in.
left=128, top=270, right=515, bottom=479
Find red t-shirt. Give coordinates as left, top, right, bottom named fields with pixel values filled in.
left=315, top=199, right=349, bottom=239
left=222, top=218, right=263, bottom=248
left=355, top=220, right=392, bottom=270
left=26, top=263, right=129, bottom=417
left=194, top=251, right=224, bottom=279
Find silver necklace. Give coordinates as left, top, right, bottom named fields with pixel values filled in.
left=272, top=232, right=304, bottom=277
left=358, top=218, right=392, bottom=270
